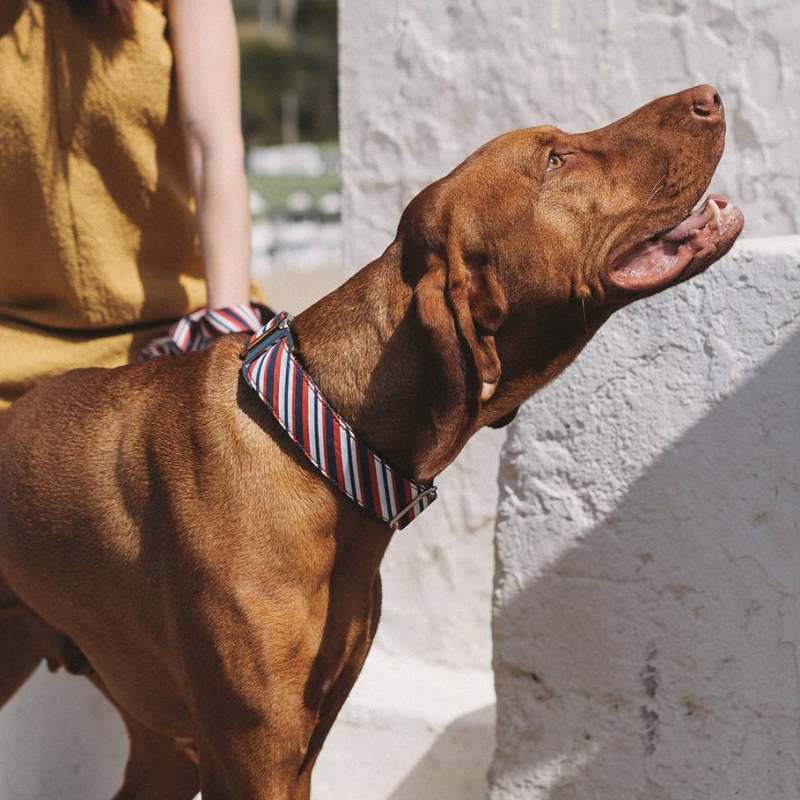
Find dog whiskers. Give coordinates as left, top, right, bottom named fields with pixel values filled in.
left=645, top=175, right=667, bottom=205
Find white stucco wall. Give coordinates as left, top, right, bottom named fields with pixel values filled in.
left=339, top=0, right=799, bottom=267
left=491, top=235, right=800, bottom=799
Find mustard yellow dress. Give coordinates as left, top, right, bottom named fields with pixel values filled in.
left=0, top=1, right=212, bottom=408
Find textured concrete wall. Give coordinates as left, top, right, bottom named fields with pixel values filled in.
left=491, top=236, right=800, bottom=799
left=340, top=0, right=799, bottom=266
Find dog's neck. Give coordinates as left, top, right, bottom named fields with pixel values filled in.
left=290, top=243, right=427, bottom=479
left=288, top=242, right=605, bottom=483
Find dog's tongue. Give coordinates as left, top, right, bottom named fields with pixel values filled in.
left=661, top=194, right=728, bottom=241
left=609, top=193, right=734, bottom=292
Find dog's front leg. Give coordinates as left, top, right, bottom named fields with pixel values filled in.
left=190, top=672, right=314, bottom=800
left=174, top=596, right=320, bottom=800
left=110, top=705, right=200, bottom=800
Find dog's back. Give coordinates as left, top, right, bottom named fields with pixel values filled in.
left=0, top=334, right=344, bottom=737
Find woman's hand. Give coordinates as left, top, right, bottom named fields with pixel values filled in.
left=167, top=0, right=252, bottom=309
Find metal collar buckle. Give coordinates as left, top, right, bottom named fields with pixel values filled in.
left=241, top=311, right=294, bottom=368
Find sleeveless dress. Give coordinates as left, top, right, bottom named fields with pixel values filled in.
left=0, top=1, right=241, bottom=408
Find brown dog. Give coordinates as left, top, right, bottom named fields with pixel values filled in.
left=0, top=85, right=743, bottom=799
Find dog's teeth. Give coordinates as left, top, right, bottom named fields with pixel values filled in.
left=708, top=198, right=721, bottom=225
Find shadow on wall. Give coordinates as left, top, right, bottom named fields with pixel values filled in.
left=387, top=704, right=495, bottom=800
left=491, top=330, right=800, bottom=800
left=0, top=667, right=497, bottom=800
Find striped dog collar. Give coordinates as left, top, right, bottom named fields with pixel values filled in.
left=240, top=312, right=437, bottom=530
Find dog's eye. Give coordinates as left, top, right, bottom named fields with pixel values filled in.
left=546, top=153, right=565, bottom=171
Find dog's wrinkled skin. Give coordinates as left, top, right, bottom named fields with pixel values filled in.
left=0, top=86, right=743, bottom=799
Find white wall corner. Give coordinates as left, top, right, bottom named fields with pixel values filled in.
left=490, top=236, right=800, bottom=800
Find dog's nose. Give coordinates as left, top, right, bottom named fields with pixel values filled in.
left=689, top=84, right=723, bottom=121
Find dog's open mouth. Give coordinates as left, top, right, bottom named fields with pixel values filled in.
left=609, top=194, right=745, bottom=292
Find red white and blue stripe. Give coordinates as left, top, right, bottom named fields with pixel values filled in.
left=241, top=313, right=437, bottom=530
left=142, top=304, right=264, bottom=360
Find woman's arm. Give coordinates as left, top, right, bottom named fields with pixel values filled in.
left=167, top=0, right=251, bottom=309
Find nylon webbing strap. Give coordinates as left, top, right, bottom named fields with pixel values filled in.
left=241, top=314, right=437, bottom=530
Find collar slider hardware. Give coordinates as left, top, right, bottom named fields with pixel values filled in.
left=388, top=486, right=438, bottom=529
left=241, top=311, right=294, bottom=367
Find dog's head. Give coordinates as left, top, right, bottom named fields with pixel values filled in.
left=400, top=85, right=744, bottom=480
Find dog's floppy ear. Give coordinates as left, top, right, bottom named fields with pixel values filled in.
left=413, top=230, right=507, bottom=482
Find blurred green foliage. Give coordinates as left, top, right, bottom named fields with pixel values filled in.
left=235, top=0, right=338, bottom=148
